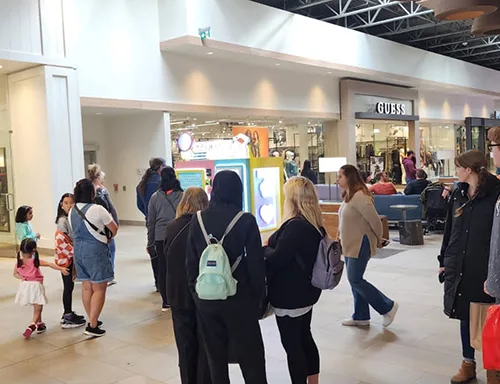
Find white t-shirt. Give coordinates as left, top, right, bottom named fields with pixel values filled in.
left=69, top=203, right=113, bottom=244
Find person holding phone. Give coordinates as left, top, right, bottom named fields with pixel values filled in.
left=337, top=165, right=398, bottom=328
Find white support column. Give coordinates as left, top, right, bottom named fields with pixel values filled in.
left=8, top=66, right=83, bottom=249
left=163, top=112, right=173, bottom=166
left=298, top=124, right=309, bottom=169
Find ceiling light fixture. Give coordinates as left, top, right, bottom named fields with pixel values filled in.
left=0, top=65, right=3, bottom=69
left=96, top=112, right=102, bottom=115
left=275, top=63, right=281, bottom=66
left=207, top=52, right=214, bottom=55
left=472, top=7, right=500, bottom=35
left=420, top=0, right=498, bottom=21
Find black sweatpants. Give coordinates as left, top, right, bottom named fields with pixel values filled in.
left=172, top=308, right=212, bottom=384
left=155, top=240, right=168, bottom=307
left=196, top=297, right=267, bottom=384
left=276, top=310, right=320, bottom=384
left=61, top=262, right=74, bottom=314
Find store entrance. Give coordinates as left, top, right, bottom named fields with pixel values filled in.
left=462, top=117, right=500, bottom=172
left=355, top=120, right=409, bottom=184
left=0, top=101, right=17, bottom=257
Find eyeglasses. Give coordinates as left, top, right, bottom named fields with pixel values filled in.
left=488, top=143, right=500, bottom=152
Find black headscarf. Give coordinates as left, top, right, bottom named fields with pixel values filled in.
left=210, top=170, right=243, bottom=210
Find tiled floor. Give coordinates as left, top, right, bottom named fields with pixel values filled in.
left=0, top=226, right=490, bottom=383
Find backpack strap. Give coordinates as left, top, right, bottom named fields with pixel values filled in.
left=221, top=211, right=245, bottom=244
left=196, top=211, right=212, bottom=246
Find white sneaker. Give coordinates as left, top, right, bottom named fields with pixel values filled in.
left=383, top=302, right=399, bottom=328
left=342, top=318, right=370, bottom=327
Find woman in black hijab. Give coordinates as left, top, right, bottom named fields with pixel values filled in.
left=186, top=171, right=268, bottom=384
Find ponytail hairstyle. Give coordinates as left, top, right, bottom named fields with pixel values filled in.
left=454, top=150, right=493, bottom=217
left=17, top=238, right=39, bottom=268
left=138, top=158, right=166, bottom=198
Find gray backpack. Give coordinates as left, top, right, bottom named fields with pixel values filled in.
left=311, top=235, right=344, bottom=290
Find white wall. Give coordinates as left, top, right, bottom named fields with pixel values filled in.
left=82, top=112, right=169, bottom=222
left=0, top=0, right=70, bottom=66
left=8, top=66, right=83, bottom=249
left=166, top=0, right=500, bottom=96
left=419, top=91, right=494, bottom=121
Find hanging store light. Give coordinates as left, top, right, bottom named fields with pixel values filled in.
left=472, top=7, right=500, bottom=35
left=419, top=0, right=498, bottom=21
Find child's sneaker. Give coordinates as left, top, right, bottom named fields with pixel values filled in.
left=60, top=311, right=85, bottom=324
left=61, top=313, right=86, bottom=329
left=36, top=322, right=46, bottom=334
left=23, top=323, right=36, bottom=339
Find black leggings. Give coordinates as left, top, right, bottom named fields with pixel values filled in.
left=62, top=262, right=74, bottom=314
left=276, top=310, right=320, bottom=384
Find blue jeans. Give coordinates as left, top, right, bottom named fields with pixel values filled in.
left=345, top=236, right=394, bottom=320
left=109, top=238, right=116, bottom=272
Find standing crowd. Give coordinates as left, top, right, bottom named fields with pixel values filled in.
left=11, top=131, right=500, bottom=382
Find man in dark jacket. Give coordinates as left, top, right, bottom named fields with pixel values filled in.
left=186, top=171, right=267, bottom=384
left=404, top=169, right=431, bottom=195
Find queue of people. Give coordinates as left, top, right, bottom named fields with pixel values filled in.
left=11, top=146, right=500, bottom=383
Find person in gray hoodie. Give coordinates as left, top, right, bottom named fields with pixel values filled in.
left=487, top=127, right=500, bottom=303
left=485, top=126, right=500, bottom=384
left=147, top=166, right=183, bottom=310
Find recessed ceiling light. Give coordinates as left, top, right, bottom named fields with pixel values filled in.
left=96, top=112, right=102, bottom=115
left=207, top=52, right=214, bottom=55
left=327, top=71, right=332, bottom=74
left=275, top=63, right=280, bottom=66
left=279, top=120, right=283, bottom=124
left=0, top=65, right=3, bottom=69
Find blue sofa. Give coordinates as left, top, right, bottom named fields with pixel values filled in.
left=374, top=194, right=423, bottom=222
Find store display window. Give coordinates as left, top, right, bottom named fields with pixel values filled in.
left=355, top=120, right=408, bottom=184
left=419, top=124, right=457, bottom=177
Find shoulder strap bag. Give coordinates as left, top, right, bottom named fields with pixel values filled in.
left=73, top=204, right=112, bottom=240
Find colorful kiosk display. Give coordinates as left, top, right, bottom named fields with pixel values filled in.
left=174, top=132, right=283, bottom=232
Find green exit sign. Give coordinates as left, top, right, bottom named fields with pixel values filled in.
left=199, top=27, right=211, bottom=40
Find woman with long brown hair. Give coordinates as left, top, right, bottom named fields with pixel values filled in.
left=265, top=176, right=324, bottom=384
left=439, top=150, right=500, bottom=384
left=164, top=187, right=211, bottom=384
left=337, top=165, right=398, bottom=328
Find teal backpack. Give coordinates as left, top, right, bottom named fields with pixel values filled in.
left=195, top=211, right=245, bottom=300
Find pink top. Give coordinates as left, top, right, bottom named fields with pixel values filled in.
left=16, top=258, right=44, bottom=283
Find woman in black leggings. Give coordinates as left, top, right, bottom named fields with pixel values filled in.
left=55, top=193, right=86, bottom=329
left=265, top=176, right=323, bottom=384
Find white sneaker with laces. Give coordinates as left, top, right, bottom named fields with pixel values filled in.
left=383, top=302, right=399, bottom=328
left=342, top=318, right=370, bottom=327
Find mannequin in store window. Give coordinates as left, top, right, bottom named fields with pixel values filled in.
left=284, top=151, right=298, bottom=180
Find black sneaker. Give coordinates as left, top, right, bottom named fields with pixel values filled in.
left=61, top=313, right=86, bottom=329
left=84, top=324, right=106, bottom=337
left=36, top=322, right=47, bottom=334
left=60, top=312, right=85, bottom=324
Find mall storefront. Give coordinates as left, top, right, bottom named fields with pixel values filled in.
left=336, top=79, right=460, bottom=184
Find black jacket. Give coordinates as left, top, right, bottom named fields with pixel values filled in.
left=301, top=169, right=318, bottom=185
left=439, top=176, right=500, bottom=319
left=164, top=214, right=194, bottom=310
left=186, top=205, right=266, bottom=307
left=404, top=179, right=431, bottom=195
left=264, top=217, right=322, bottom=309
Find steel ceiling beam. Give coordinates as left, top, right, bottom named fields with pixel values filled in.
left=409, top=29, right=470, bottom=44
left=322, top=1, right=396, bottom=22
left=352, top=9, right=434, bottom=29
left=289, top=0, right=334, bottom=11
left=432, top=37, right=499, bottom=52
left=453, top=46, right=500, bottom=59
left=378, top=20, right=456, bottom=37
